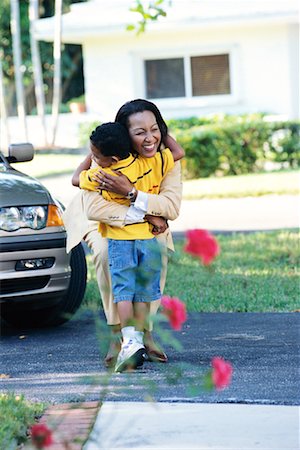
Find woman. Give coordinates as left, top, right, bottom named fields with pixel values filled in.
left=64, top=99, right=183, bottom=367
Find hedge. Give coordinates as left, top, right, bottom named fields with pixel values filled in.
left=169, top=118, right=300, bottom=179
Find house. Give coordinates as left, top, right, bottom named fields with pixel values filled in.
left=34, top=0, right=299, bottom=123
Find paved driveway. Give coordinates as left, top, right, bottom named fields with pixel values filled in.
left=1, top=312, right=299, bottom=405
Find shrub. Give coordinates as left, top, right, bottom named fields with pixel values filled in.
left=176, top=126, right=221, bottom=179
left=267, top=121, right=300, bottom=168
left=166, top=112, right=267, bottom=131
left=172, top=118, right=300, bottom=178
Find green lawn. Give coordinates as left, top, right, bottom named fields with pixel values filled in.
left=182, top=170, right=300, bottom=198
left=83, top=230, right=300, bottom=313
left=12, top=152, right=86, bottom=179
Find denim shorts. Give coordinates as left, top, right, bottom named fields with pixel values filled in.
left=108, top=238, right=162, bottom=303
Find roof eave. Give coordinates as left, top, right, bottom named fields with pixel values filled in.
left=34, top=11, right=299, bottom=44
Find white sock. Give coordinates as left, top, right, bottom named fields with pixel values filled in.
left=121, top=326, right=135, bottom=341
left=134, top=331, right=144, bottom=346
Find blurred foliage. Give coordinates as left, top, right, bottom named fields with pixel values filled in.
left=0, top=0, right=85, bottom=115
left=0, top=392, right=45, bottom=449
left=127, top=0, right=168, bottom=34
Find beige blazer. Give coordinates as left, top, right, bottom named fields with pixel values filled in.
left=63, top=161, right=182, bottom=252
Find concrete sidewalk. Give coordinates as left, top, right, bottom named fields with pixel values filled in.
left=84, top=402, right=299, bottom=450
left=169, top=195, right=299, bottom=232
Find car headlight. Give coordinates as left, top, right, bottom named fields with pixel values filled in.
left=0, top=205, right=63, bottom=231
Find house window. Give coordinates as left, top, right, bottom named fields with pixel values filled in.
left=145, top=53, right=231, bottom=99
left=191, top=54, right=231, bottom=96
left=145, top=58, right=185, bottom=98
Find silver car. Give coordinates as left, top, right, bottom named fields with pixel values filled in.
left=0, top=143, right=87, bottom=328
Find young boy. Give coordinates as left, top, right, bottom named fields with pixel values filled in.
left=79, top=122, right=184, bottom=372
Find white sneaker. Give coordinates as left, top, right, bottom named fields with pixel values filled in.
left=115, top=339, right=146, bottom=373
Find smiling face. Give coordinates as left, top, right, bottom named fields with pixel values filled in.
left=127, top=110, right=162, bottom=158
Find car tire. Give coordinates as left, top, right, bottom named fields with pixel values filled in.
left=1, top=243, right=87, bottom=328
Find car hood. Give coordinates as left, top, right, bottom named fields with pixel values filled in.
left=0, top=166, right=52, bottom=208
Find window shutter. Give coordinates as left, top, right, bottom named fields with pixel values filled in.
left=191, top=54, right=231, bottom=96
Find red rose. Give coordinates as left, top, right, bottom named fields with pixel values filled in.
left=211, top=357, right=233, bottom=390
left=161, top=295, right=187, bottom=331
left=31, top=423, right=53, bottom=449
left=184, top=229, right=220, bottom=265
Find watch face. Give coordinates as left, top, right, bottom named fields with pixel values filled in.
left=127, top=188, right=136, bottom=199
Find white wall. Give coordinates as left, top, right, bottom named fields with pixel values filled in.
left=82, top=21, right=299, bottom=120
left=0, top=113, right=98, bottom=151
left=239, top=23, right=294, bottom=116
left=83, top=37, right=136, bottom=121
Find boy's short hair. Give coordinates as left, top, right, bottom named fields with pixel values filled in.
left=90, top=122, right=131, bottom=159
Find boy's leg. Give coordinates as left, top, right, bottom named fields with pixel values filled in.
left=134, top=302, right=150, bottom=331
left=115, top=323, right=146, bottom=372
left=116, top=301, right=135, bottom=329
left=135, top=238, right=168, bottom=362
left=108, top=239, right=146, bottom=372
left=85, top=230, right=165, bottom=364
left=114, top=302, right=146, bottom=372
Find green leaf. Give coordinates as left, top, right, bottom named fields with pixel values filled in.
left=202, top=370, right=214, bottom=391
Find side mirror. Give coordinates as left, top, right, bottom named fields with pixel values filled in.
left=7, top=143, right=34, bottom=163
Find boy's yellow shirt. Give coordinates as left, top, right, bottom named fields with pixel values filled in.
left=79, top=149, right=174, bottom=240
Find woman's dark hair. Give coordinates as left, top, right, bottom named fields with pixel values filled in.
left=115, top=99, right=168, bottom=151
left=90, top=122, right=131, bottom=159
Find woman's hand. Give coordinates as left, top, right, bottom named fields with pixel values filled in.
left=145, top=215, right=168, bottom=235
left=92, top=169, right=133, bottom=196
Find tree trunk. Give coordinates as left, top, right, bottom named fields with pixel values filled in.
left=29, top=0, right=48, bottom=146
left=10, top=0, right=28, bottom=141
left=51, top=0, right=63, bottom=146
left=0, top=52, right=10, bottom=149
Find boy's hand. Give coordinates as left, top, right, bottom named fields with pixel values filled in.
left=145, top=215, right=168, bottom=235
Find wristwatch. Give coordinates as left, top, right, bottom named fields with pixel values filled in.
left=126, top=187, right=137, bottom=201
